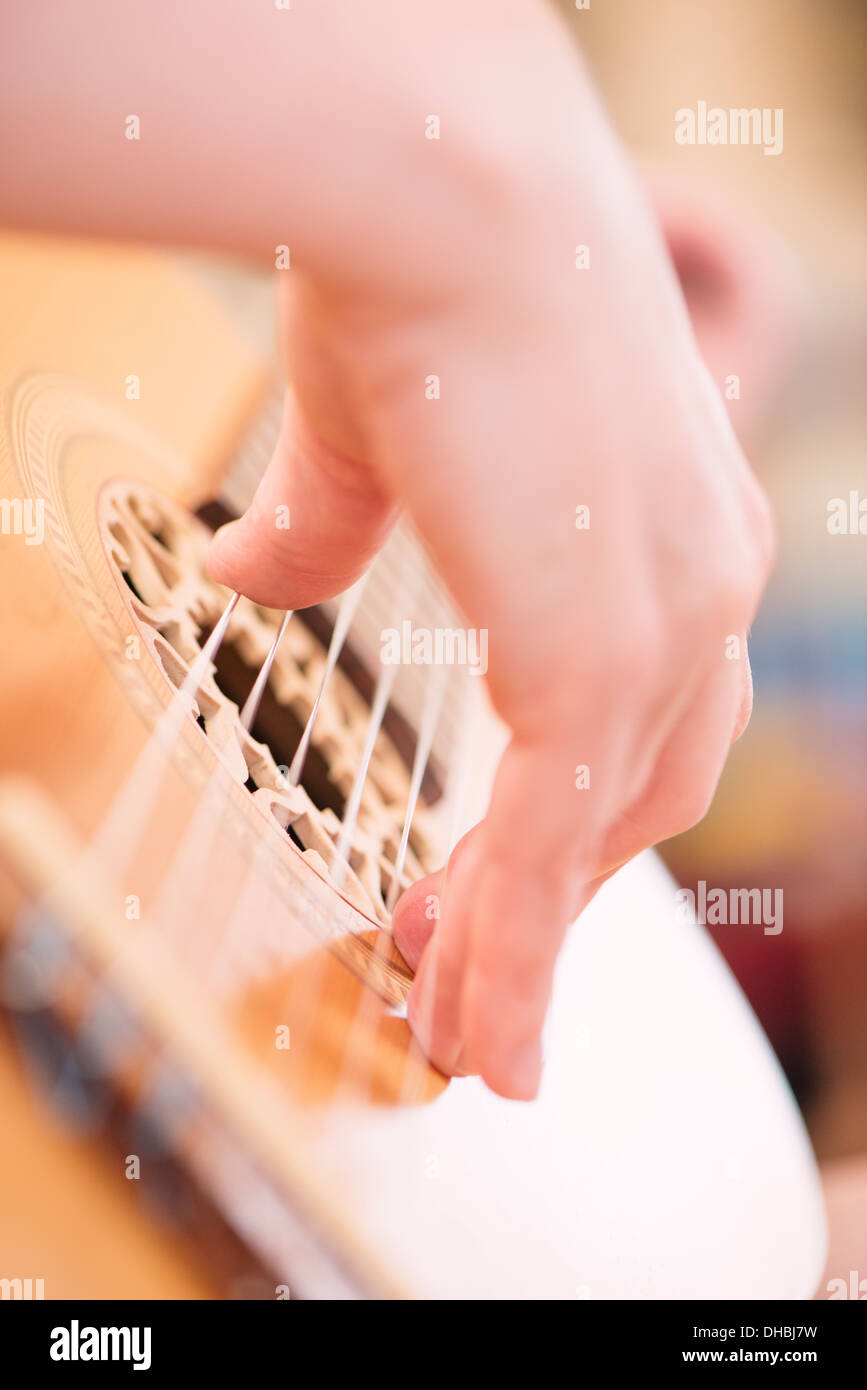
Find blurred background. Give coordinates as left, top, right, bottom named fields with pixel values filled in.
left=564, top=0, right=866, bottom=1284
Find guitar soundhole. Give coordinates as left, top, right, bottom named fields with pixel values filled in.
left=103, top=482, right=442, bottom=925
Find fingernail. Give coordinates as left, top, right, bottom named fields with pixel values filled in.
left=213, top=518, right=246, bottom=549
left=407, top=966, right=465, bottom=1075
left=205, top=520, right=240, bottom=575
left=451, top=1049, right=469, bottom=1079
left=503, top=1039, right=543, bottom=1100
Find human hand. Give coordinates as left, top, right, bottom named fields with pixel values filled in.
left=208, top=106, right=775, bottom=1101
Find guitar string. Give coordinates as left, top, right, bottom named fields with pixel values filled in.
left=164, top=564, right=456, bottom=1056
left=148, top=585, right=343, bottom=973
left=148, top=537, right=441, bottom=1074
left=198, top=567, right=384, bottom=997
left=314, top=554, right=484, bottom=1111
left=240, top=609, right=293, bottom=730
left=84, top=590, right=240, bottom=887
left=386, top=665, right=447, bottom=915
left=393, top=674, right=479, bottom=1109
left=17, top=516, right=467, bottom=1234
left=328, top=659, right=397, bottom=894
left=5, top=384, right=477, bottom=1287
left=324, top=563, right=427, bottom=1105
left=287, top=576, right=368, bottom=788
left=222, top=537, right=461, bottom=1110
left=147, top=583, right=368, bottom=994
left=5, top=593, right=243, bottom=1121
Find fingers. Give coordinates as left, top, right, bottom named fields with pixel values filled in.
left=404, top=715, right=634, bottom=1099
left=595, top=640, right=750, bottom=875
left=390, top=873, right=441, bottom=973
left=206, top=389, right=398, bottom=609
left=391, top=824, right=482, bottom=972
left=396, top=637, right=752, bottom=1100
left=397, top=834, right=609, bottom=1099
left=456, top=841, right=575, bottom=1098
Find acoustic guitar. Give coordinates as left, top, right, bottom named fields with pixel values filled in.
left=0, top=231, right=826, bottom=1299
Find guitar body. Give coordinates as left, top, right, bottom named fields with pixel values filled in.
left=0, top=233, right=826, bottom=1299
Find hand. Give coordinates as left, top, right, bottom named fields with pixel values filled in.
left=208, top=127, right=775, bottom=1101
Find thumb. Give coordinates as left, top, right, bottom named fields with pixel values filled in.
left=207, top=390, right=398, bottom=609
left=391, top=823, right=485, bottom=971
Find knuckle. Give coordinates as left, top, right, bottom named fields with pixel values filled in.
left=670, top=795, right=712, bottom=838
left=749, top=481, right=778, bottom=576
left=597, top=620, right=665, bottom=688
left=732, top=698, right=753, bottom=743
left=662, top=780, right=716, bottom=839
left=703, top=553, right=766, bottom=630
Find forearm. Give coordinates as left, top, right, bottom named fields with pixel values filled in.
left=0, top=0, right=603, bottom=302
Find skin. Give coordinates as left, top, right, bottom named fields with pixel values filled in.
left=1, top=1, right=777, bottom=1099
